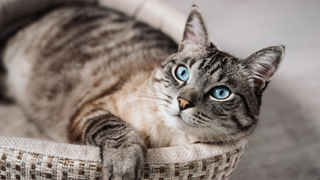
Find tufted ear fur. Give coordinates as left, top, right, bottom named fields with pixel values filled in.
left=179, top=5, right=210, bottom=52
left=241, top=45, right=285, bottom=92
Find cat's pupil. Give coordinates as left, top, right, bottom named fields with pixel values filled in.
left=220, top=91, right=224, bottom=96
left=181, top=70, right=185, bottom=76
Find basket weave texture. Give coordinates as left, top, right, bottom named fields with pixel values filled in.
left=0, top=137, right=245, bottom=180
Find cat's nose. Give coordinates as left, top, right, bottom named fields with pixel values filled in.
left=177, top=98, right=193, bottom=110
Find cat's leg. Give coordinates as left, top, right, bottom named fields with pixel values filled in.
left=80, top=109, right=146, bottom=180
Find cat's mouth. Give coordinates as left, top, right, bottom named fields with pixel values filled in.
left=172, top=114, right=197, bottom=128
left=173, top=114, right=182, bottom=121
left=165, top=108, right=198, bottom=129
left=170, top=114, right=184, bottom=126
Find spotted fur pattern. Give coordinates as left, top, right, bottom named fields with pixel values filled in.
left=2, top=4, right=285, bottom=179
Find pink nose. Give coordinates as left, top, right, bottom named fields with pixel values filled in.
left=177, top=98, right=191, bottom=110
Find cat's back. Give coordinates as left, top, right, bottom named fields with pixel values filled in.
left=5, top=5, right=177, bottom=73
left=3, top=5, right=177, bottom=141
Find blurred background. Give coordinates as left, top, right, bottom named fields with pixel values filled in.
left=163, top=0, right=320, bottom=179
left=0, top=0, right=320, bottom=179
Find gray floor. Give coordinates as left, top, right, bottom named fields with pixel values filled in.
left=163, top=0, right=320, bottom=179
left=0, top=0, right=319, bottom=179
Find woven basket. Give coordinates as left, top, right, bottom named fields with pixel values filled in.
left=0, top=137, right=246, bottom=180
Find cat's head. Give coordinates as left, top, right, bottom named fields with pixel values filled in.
left=152, top=5, right=285, bottom=144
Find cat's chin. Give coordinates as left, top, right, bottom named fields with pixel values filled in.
left=164, top=115, right=184, bottom=130
left=165, top=114, right=250, bottom=144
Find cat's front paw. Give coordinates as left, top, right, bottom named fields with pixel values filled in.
left=102, top=144, right=146, bottom=180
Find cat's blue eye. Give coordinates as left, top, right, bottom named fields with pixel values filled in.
left=175, top=66, right=189, bottom=82
left=212, top=86, right=230, bottom=100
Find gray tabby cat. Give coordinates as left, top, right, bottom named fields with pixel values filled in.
left=2, top=4, right=284, bottom=180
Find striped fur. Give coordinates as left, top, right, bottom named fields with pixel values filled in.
left=2, top=4, right=284, bottom=179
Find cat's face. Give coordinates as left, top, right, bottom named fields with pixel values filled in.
left=152, top=6, right=285, bottom=144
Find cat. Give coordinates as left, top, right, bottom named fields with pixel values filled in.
left=2, top=4, right=285, bottom=180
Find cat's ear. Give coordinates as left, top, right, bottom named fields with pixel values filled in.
left=179, top=5, right=211, bottom=52
left=241, top=45, right=285, bottom=92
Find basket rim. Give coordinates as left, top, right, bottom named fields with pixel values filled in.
left=0, top=136, right=246, bottom=163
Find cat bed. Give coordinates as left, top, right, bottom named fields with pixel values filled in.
left=0, top=137, right=246, bottom=179
left=0, top=0, right=245, bottom=179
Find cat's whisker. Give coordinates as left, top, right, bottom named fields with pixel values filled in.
left=123, top=99, right=169, bottom=108
left=118, top=106, right=158, bottom=117
left=145, top=59, right=160, bottom=69
left=137, top=95, right=165, bottom=100
left=106, top=71, right=160, bottom=96
left=118, top=103, right=166, bottom=113
left=241, top=150, right=249, bottom=160
left=124, top=98, right=161, bottom=103
left=253, top=128, right=264, bottom=137
left=135, top=94, right=169, bottom=100
left=106, top=70, right=169, bottom=101
left=243, top=145, right=256, bottom=155
left=201, top=126, right=225, bottom=143
left=141, top=83, right=172, bottom=100
left=196, top=114, right=239, bottom=144
left=135, top=96, right=171, bottom=103
left=119, top=105, right=168, bottom=118
left=122, top=105, right=164, bottom=113
left=247, top=136, right=262, bottom=141
left=199, top=119, right=237, bottom=144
